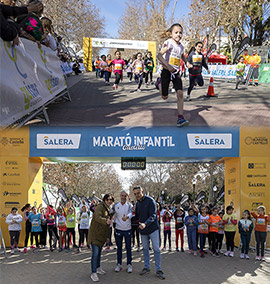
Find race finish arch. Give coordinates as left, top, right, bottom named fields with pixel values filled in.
left=82, top=37, right=156, bottom=72
left=0, top=126, right=269, bottom=247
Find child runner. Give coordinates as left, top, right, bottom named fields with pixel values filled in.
left=28, top=205, right=43, bottom=252
left=57, top=204, right=67, bottom=252
left=94, top=56, right=100, bottom=78
left=208, top=207, right=222, bottom=257
left=109, top=51, right=126, bottom=90
left=40, top=207, right=47, bottom=248
left=162, top=209, right=172, bottom=251
left=235, top=56, right=246, bottom=90
left=186, top=41, right=210, bottom=101
left=238, top=210, right=253, bottom=259
left=6, top=207, right=23, bottom=254
left=157, top=23, right=192, bottom=127
left=66, top=204, right=77, bottom=252
left=223, top=205, right=237, bottom=257
left=77, top=204, right=90, bottom=252
left=144, top=51, right=154, bottom=86
left=251, top=206, right=270, bottom=261
left=21, top=203, right=34, bottom=253
left=174, top=207, right=185, bottom=252
left=216, top=210, right=225, bottom=253
left=198, top=205, right=210, bottom=258
left=107, top=54, right=112, bottom=82
left=46, top=204, right=59, bottom=252
left=99, top=55, right=109, bottom=85
left=184, top=208, right=198, bottom=255
left=126, top=58, right=134, bottom=82
left=132, top=52, right=144, bottom=92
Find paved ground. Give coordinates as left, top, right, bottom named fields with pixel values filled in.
left=1, top=229, right=269, bottom=284
left=29, top=72, right=270, bottom=127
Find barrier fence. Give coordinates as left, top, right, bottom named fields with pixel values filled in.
left=0, top=38, right=72, bottom=127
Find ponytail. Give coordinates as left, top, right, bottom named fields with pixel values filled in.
left=161, top=23, right=183, bottom=39
left=21, top=203, right=31, bottom=212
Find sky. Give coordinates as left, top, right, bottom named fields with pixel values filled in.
left=91, top=0, right=191, bottom=38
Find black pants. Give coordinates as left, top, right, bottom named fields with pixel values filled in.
left=225, top=231, right=235, bottom=252
left=255, top=231, right=267, bottom=257
left=187, top=74, right=204, bottom=96
left=66, top=228, right=76, bottom=248
left=209, top=232, right=218, bottom=253
left=9, top=231, right=20, bottom=247
left=161, top=69, right=183, bottom=97
left=24, top=224, right=33, bottom=247
left=33, top=231, right=40, bottom=247
left=114, top=72, right=121, bottom=85
left=216, top=233, right=224, bottom=250
left=40, top=224, right=47, bottom=246
left=145, top=70, right=153, bottom=83
left=163, top=230, right=171, bottom=248
left=132, top=225, right=140, bottom=247
left=127, top=72, right=133, bottom=81
left=79, top=229, right=88, bottom=247
left=48, top=225, right=59, bottom=248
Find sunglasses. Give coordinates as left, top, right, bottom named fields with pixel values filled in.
left=107, top=198, right=113, bottom=201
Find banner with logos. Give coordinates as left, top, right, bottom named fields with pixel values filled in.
left=60, top=61, right=73, bottom=75
left=29, top=126, right=239, bottom=158
left=0, top=38, right=67, bottom=126
left=258, top=64, right=270, bottom=83
left=202, top=64, right=251, bottom=80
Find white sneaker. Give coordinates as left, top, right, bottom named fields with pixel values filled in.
left=255, top=255, right=261, bottom=261
left=115, top=264, right=122, bottom=272
left=229, top=251, right=234, bottom=257
left=91, top=273, right=100, bottom=282
left=224, top=251, right=230, bottom=256
left=137, top=246, right=140, bottom=252
left=10, top=249, right=14, bottom=255
left=137, top=89, right=142, bottom=92
left=261, top=256, right=266, bottom=261
left=127, top=264, right=132, bottom=273
left=240, top=253, right=244, bottom=259
left=245, top=254, right=249, bottom=259
left=97, top=267, right=106, bottom=275
left=185, top=95, right=191, bottom=101
left=14, top=247, right=20, bottom=252
left=171, top=88, right=175, bottom=93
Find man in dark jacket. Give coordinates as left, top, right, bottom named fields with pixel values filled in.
left=186, top=41, right=210, bottom=101
left=133, top=186, right=165, bottom=280
left=0, top=1, right=42, bottom=45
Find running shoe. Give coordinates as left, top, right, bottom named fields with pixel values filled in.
left=181, top=248, right=184, bottom=252
left=185, top=95, right=191, bottom=101
left=113, top=84, right=117, bottom=90
left=137, top=246, right=140, bottom=252
left=65, top=247, right=70, bottom=252
left=105, top=246, right=110, bottom=252
left=255, top=256, right=261, bottom=261
left=30, top=245, right=36, bottom=249
left=200, top=252, right=205, bottom=258
left=155, top=77, right=161, bottom=90
left=245, top=254, right=249, bottom=259
left=156, top=270, right=165, bottom=280
left=137, top=89, right=142, bottom=92
left=240, top=253, right=245, bottom=259
left=169, top=247, right=172, bottom=252
left=194, top=251, right=197, bottom=256
left=59, top=248, right=63, bottom=252
left=127, top=264, right=132, bottom=273
left=23, top=247, right=27, bottom=253
left=170, top=88, right=175, bottom=93
left=77, top=248, right=81, bottom=253
left=90, top=273, right=100, bottom=282
left=139, top=268, right=150, bottom=275
left=177, top=117, right=189, bottom=127
left=261, top=256, right=266, bottom=261
left=97, top=267, right=106, bottom=275
left=115, top=264, right=122, bottom=273
left=176, top=248, right=179, bottom=252
left=14, top=247, right=20, bottom=252
left=10, top=249, right=14, bottom=255
left=229, top=251, right=234, bottom=257
left=162, top=247, right=166, bottom=251
left=188, top=250, right=192, bottom=254
left=224, top=251, right=230, bottom=256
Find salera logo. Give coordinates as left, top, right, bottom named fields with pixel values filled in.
left=187, top=134, right=232, bottom=149
left=36, top=134, right=81, bottom=149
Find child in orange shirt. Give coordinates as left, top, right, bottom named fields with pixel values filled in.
left=251, top=206, right=270, bottom=261
left=208, top=207, right=222, bottom=257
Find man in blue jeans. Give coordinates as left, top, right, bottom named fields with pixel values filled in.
left=113, top=190, right=133, bottom=273
left=133, top=186, right=165, bottom=280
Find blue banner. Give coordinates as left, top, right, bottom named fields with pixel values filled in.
left=29, top=126, right=240, bottom=158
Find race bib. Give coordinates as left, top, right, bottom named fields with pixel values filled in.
left=192, top=55, right=202, bottom=66
left=164, top=222, right=170, bottom=228
left=201, top=224, right=208, bottom=229
left=82, top=215, right=87, bottom=219
left=32, top=220, right=39, bottom=227
left=148, top=62, right=153, bottom=67
left=169, top=52, right=180, bottom=67
left=115, top=64, right=122, bottom=70
left=68, top=217, right=74, bottom=223
left=59, top=221, right=65, bottom=226
left=257, top=218, right=265, bottom=225
left=49, top=215, right=54, bottom=220
left=177, top=217, right=182, bottom=223
left=136, top=64, right=143, bottom=71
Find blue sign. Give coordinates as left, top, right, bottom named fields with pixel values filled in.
left=29, top=126, right=240, bottom=158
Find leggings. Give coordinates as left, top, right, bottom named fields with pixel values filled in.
left=255, top=231, right=267, bottom=257
left=127, top=72, right=133, bottom=81
left=24, top=223, right=33, bottom=247
left=209, top=232, right=218, bottom=253
left=114, top=72, right=121, bottom=85
left=40, top=224, right=47, bottom=246
left=132, top=225, right=140, bottom=247
left=145, top=70, right=153, bottom=84
left=135, top=74, right=143, bottom=89
left=79, top=229, right=88, bottom=247
left=9, top=231, right=20, bottom=248
left=95, top=68, right=100, bottom=78
left=33, top=232, right=40, bottom=247
left=48, top=225, right=59, bottom=248
left=100, top=70, right=108, bottom=82
left=187, top=74, right=204, bottom=96
left=66, top=228, right=76, bottom=248
left=175, top=229, right=184, bottom=248
left=216, top=233, right=224, bottom=250
left=163, top=230, right=171, bottom=248
left=225, top=231, right=235, bottom=252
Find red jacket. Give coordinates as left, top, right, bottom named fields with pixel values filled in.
left=251, top=212, right=270, bottom=232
